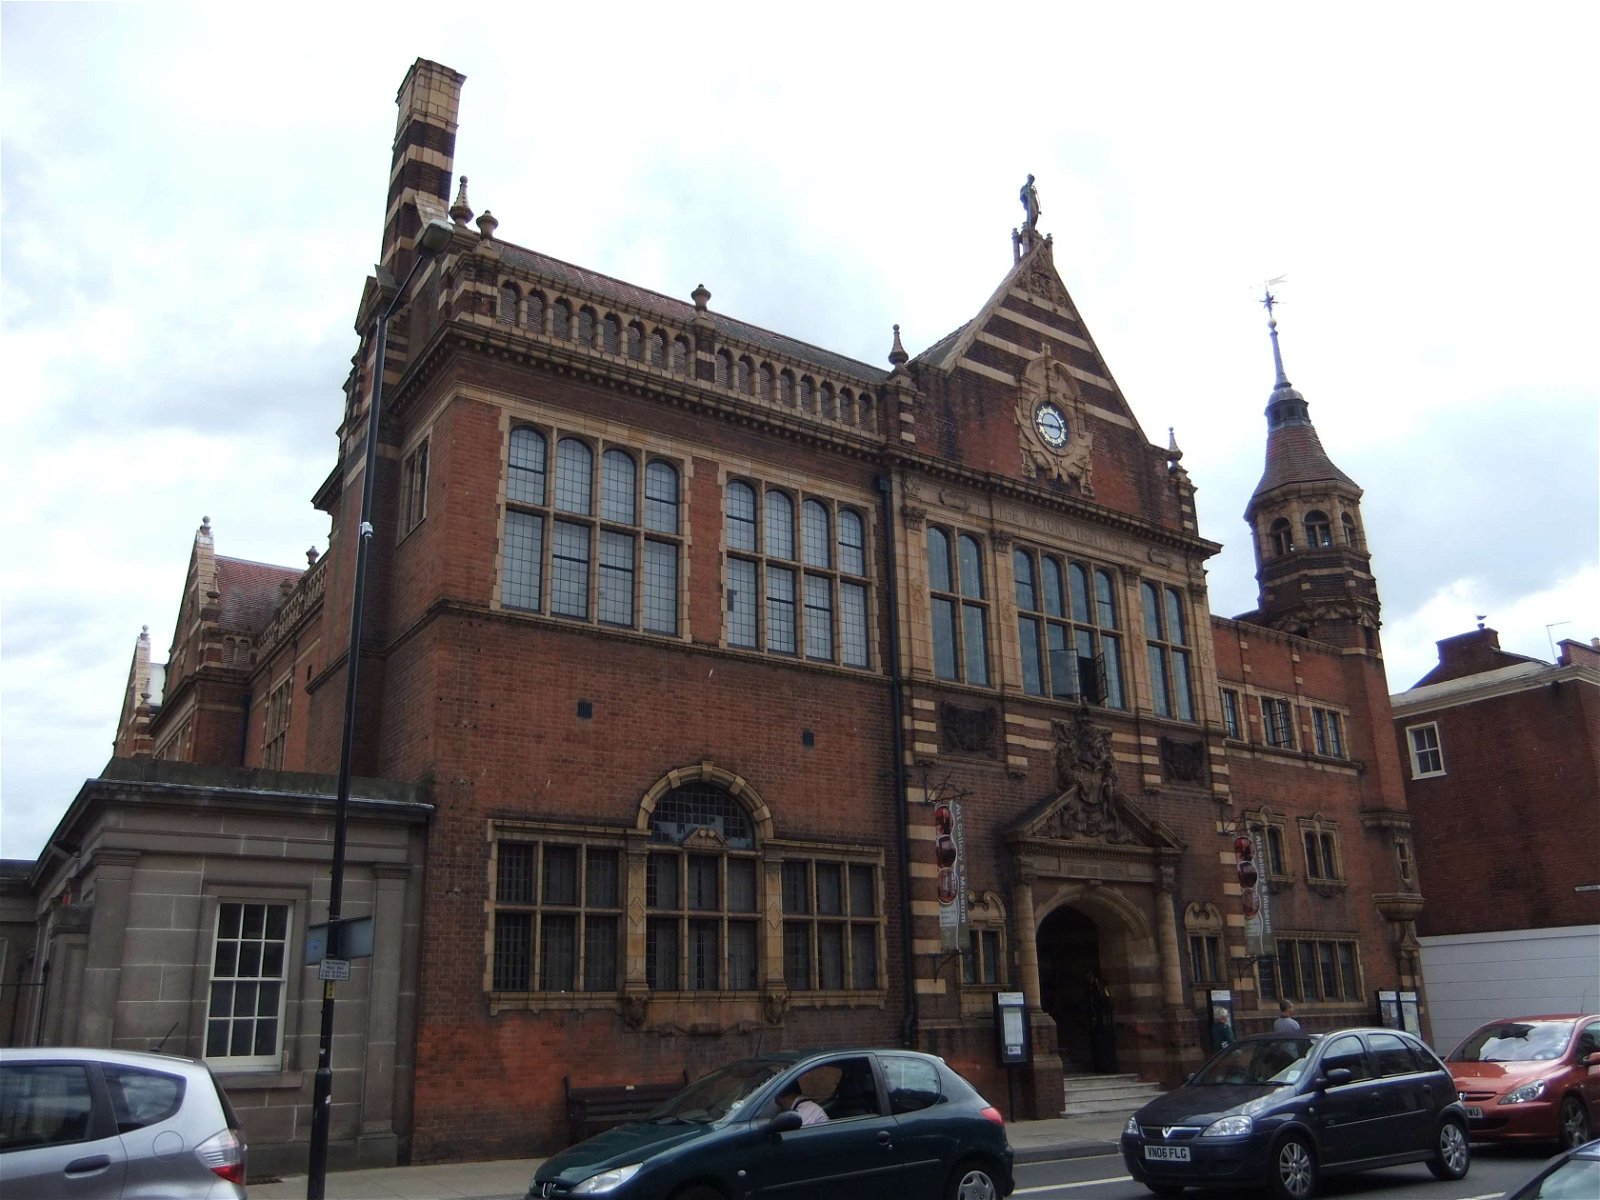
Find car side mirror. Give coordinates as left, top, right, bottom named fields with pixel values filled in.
left=768, top=1110, right=804, bottom=1135
left=1581, top=1050, right=1600, bottom=1067
left=1320, top=1067, right=1353, bottom=1089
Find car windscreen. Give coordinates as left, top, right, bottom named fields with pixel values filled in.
left=1450, top=1021, right=1575, bottom=1063
left=647, top=1059, right=788, bottom=1124
left=1192, top=1037, right=1316, bottom=1086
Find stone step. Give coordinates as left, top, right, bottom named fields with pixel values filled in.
left=1060, top=1073, right=1164, bottom=1117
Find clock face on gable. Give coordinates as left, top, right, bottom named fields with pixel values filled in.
left=1035, top=402, right=1069, bottom=448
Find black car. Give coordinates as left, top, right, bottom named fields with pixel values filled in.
left=1499, top=1136, right=1600, bottom=1199
left=1119, top=1027, right=1469, bottom=1199
left=528, top=1048, right=1013, bottom=1200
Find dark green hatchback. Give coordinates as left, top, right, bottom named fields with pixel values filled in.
left=527, top=1049, right=1014, bottom=1200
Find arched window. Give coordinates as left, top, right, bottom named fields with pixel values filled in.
left=1269, top=517, right=1294, bottom=556
left=646, top=781, right=759, bottom=992
left=601, top=314, right=621, bottom=355
left=800, top=377, right=816, bottom=412
left=627, top=322, right=645, bottom=360
left=577, top=307, right=596, bottom=346
left=838, top=388, right=855, bottom=425
left=502, top=430, right=678, bottom=634
left=726, top=486, right=868, bottom=667
left=928, top=528, right=989, bottom=685
left=648, top=330, right=667, bottom=367
left=498, top=283, right=519, bottom=325
left=779, top=371, right=796, bottom=407
left=736, top=357, right=753, bottom=394
left=552, top=300, right=572, bottom=340
left=527, top=291, right=544, bottom=332
left=1142, top=581, right=1194, bottom=720
left=1341, top=512, right=1361, bottom=548
left=715, top=350, right=732, bottom=387
left=1304, top=510, right=1332, bottom=548
left=502, top=428, right=549, bottom=611
left=672, top=337, right=690, bottom=375
left=820, top=384, right=836, bottom=420
left=857, top=391, right=875, bottom=429
left=1016, top=550, right=1123, bottom=706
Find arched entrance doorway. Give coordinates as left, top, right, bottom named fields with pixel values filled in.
left=1037, top=904, right=1118, bottom=1073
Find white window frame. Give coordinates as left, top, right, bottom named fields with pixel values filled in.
left=205, top=900, right=292, bottom=1071
left=1406, top=722, right=1445, bottom=778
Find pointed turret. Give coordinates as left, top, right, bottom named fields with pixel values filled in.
left=1243, top=293, right=1380, bottom=650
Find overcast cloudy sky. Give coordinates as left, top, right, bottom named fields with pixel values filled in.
left=3, top=3, right=1595, bottom=862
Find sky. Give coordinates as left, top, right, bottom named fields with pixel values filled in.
left=2, top=2, right=1596, bottom=862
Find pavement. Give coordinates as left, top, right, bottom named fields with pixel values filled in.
left=249, top=1110, right=1132, bottom=1199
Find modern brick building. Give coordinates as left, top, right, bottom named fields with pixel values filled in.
left=1391, top=627, right=1600, bottom=1049
left=3, top=57, right=1438, bottom=1169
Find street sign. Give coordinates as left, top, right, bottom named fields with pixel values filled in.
left=305, top=916, right=375, bottom=964
left=318, top=958, right=351, bottom=982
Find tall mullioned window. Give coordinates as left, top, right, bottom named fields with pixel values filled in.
left=1014, top=550, right=1126, bottom=707
left=1141, top=582, right=1194, bottom=720
left=501, top=428, right=680, bottom=635
left=928, top=528, right=990, bottom=685
left=1262, top=696, right=1295, bottom=748
left=725, top=482, right=870, bottom=667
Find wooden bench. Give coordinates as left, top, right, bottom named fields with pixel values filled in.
left=564, top=1073, right=688, bottom=1145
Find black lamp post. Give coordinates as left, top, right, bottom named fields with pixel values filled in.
left=306, top=217, right=454, bottom=1200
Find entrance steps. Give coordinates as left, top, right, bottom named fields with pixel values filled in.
left=1060, top=1072, right=1163, bottom=1117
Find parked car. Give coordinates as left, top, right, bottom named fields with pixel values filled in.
left=1445, top=1014, right=1600, bottom=1149
left=1498, top=1136, right=1600, bottom=1199
left=1120, top=1027, right=1469, bottom=1199
left=528, top=1048, right=1013, bottom=1200
left=0, top=1046, right=247, bottom=1199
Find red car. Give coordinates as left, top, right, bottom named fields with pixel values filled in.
left=1446, top=1014, right=1600, bottom=1149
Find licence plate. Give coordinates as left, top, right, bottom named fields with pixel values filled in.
left=1145, top=1145, right=1191, bottom=1162
left=1465, top=1106, right=1484, bottom=1120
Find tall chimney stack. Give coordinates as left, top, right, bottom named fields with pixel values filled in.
left=382, top=59, right=466, bottom=275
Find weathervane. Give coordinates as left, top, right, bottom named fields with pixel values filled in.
left=1262, top=275, right=1287, bottom=322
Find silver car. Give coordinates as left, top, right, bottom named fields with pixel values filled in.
left=0, top=1047, right=247, bottom=1198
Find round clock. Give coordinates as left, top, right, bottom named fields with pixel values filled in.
left=1035, top=402, right=1069, bottom=448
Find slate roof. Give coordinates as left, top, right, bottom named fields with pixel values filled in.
left=215, top=557, right=302, bottom=636
left=496, top=244, right=889, bottom=385
left=1253, top=423, right=1357, bottom=494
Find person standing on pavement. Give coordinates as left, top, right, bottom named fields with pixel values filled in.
left=1210, top=1008, right=1234, bottom=1051
left=1273, top=1000, right=1301, bottom=1032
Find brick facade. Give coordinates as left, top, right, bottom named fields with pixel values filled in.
left=10, top=56, right=1443, bottom=1170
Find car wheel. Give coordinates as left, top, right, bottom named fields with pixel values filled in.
left=1558, top=1096, right=1591, bottom=1150
left=946, top=1158, right=1001, bottom=1200
left=1268, top=1134, right=1318, bottom=1200
left=1427, top=1119, right=1470, bottom=1181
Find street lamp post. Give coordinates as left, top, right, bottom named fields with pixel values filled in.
left=306, top=218, right=454, bottom=1200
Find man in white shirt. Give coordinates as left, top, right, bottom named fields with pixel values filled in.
left=1274, top=1000, right=1302, bottom=1032
left=778, top=1082, right=828, bottom=1126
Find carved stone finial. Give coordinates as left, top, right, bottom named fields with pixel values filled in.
left=199, top=516, right=213, bottom=540
left=476, top=209, right=498, bottom=240
left=139, top=625, right=149, bottom=640
left=691, top=283, right=711, bottom=312
left=449, top=176, right=474, bottom=225
left=1166, top=426, right=1183, bottom=465
left=889, top=324, right=908, bottom=367
left=307, top=547, right=320, bottom=565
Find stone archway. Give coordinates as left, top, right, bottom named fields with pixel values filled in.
left=1033, top=884, right=1157, bottom=1075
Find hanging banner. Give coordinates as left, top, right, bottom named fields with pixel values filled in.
left=935, top=800, right=968, bottom=951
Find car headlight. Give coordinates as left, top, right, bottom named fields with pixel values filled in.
left=1125, top=1114, right=1142, bottom=1136
left=1202, top=1115, right=1254, bottom=1138
left=1500, top=1079, right=1549, bottom=1105
left=572, top=1163, right=643, bottom=1194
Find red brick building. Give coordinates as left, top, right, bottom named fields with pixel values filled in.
left=1390, top=628, right=1600, bottom=1048
left=6, top=57, right=1437, bottom=1169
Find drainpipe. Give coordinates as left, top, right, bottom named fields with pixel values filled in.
left=877, top=471, right=917, bottom=1048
